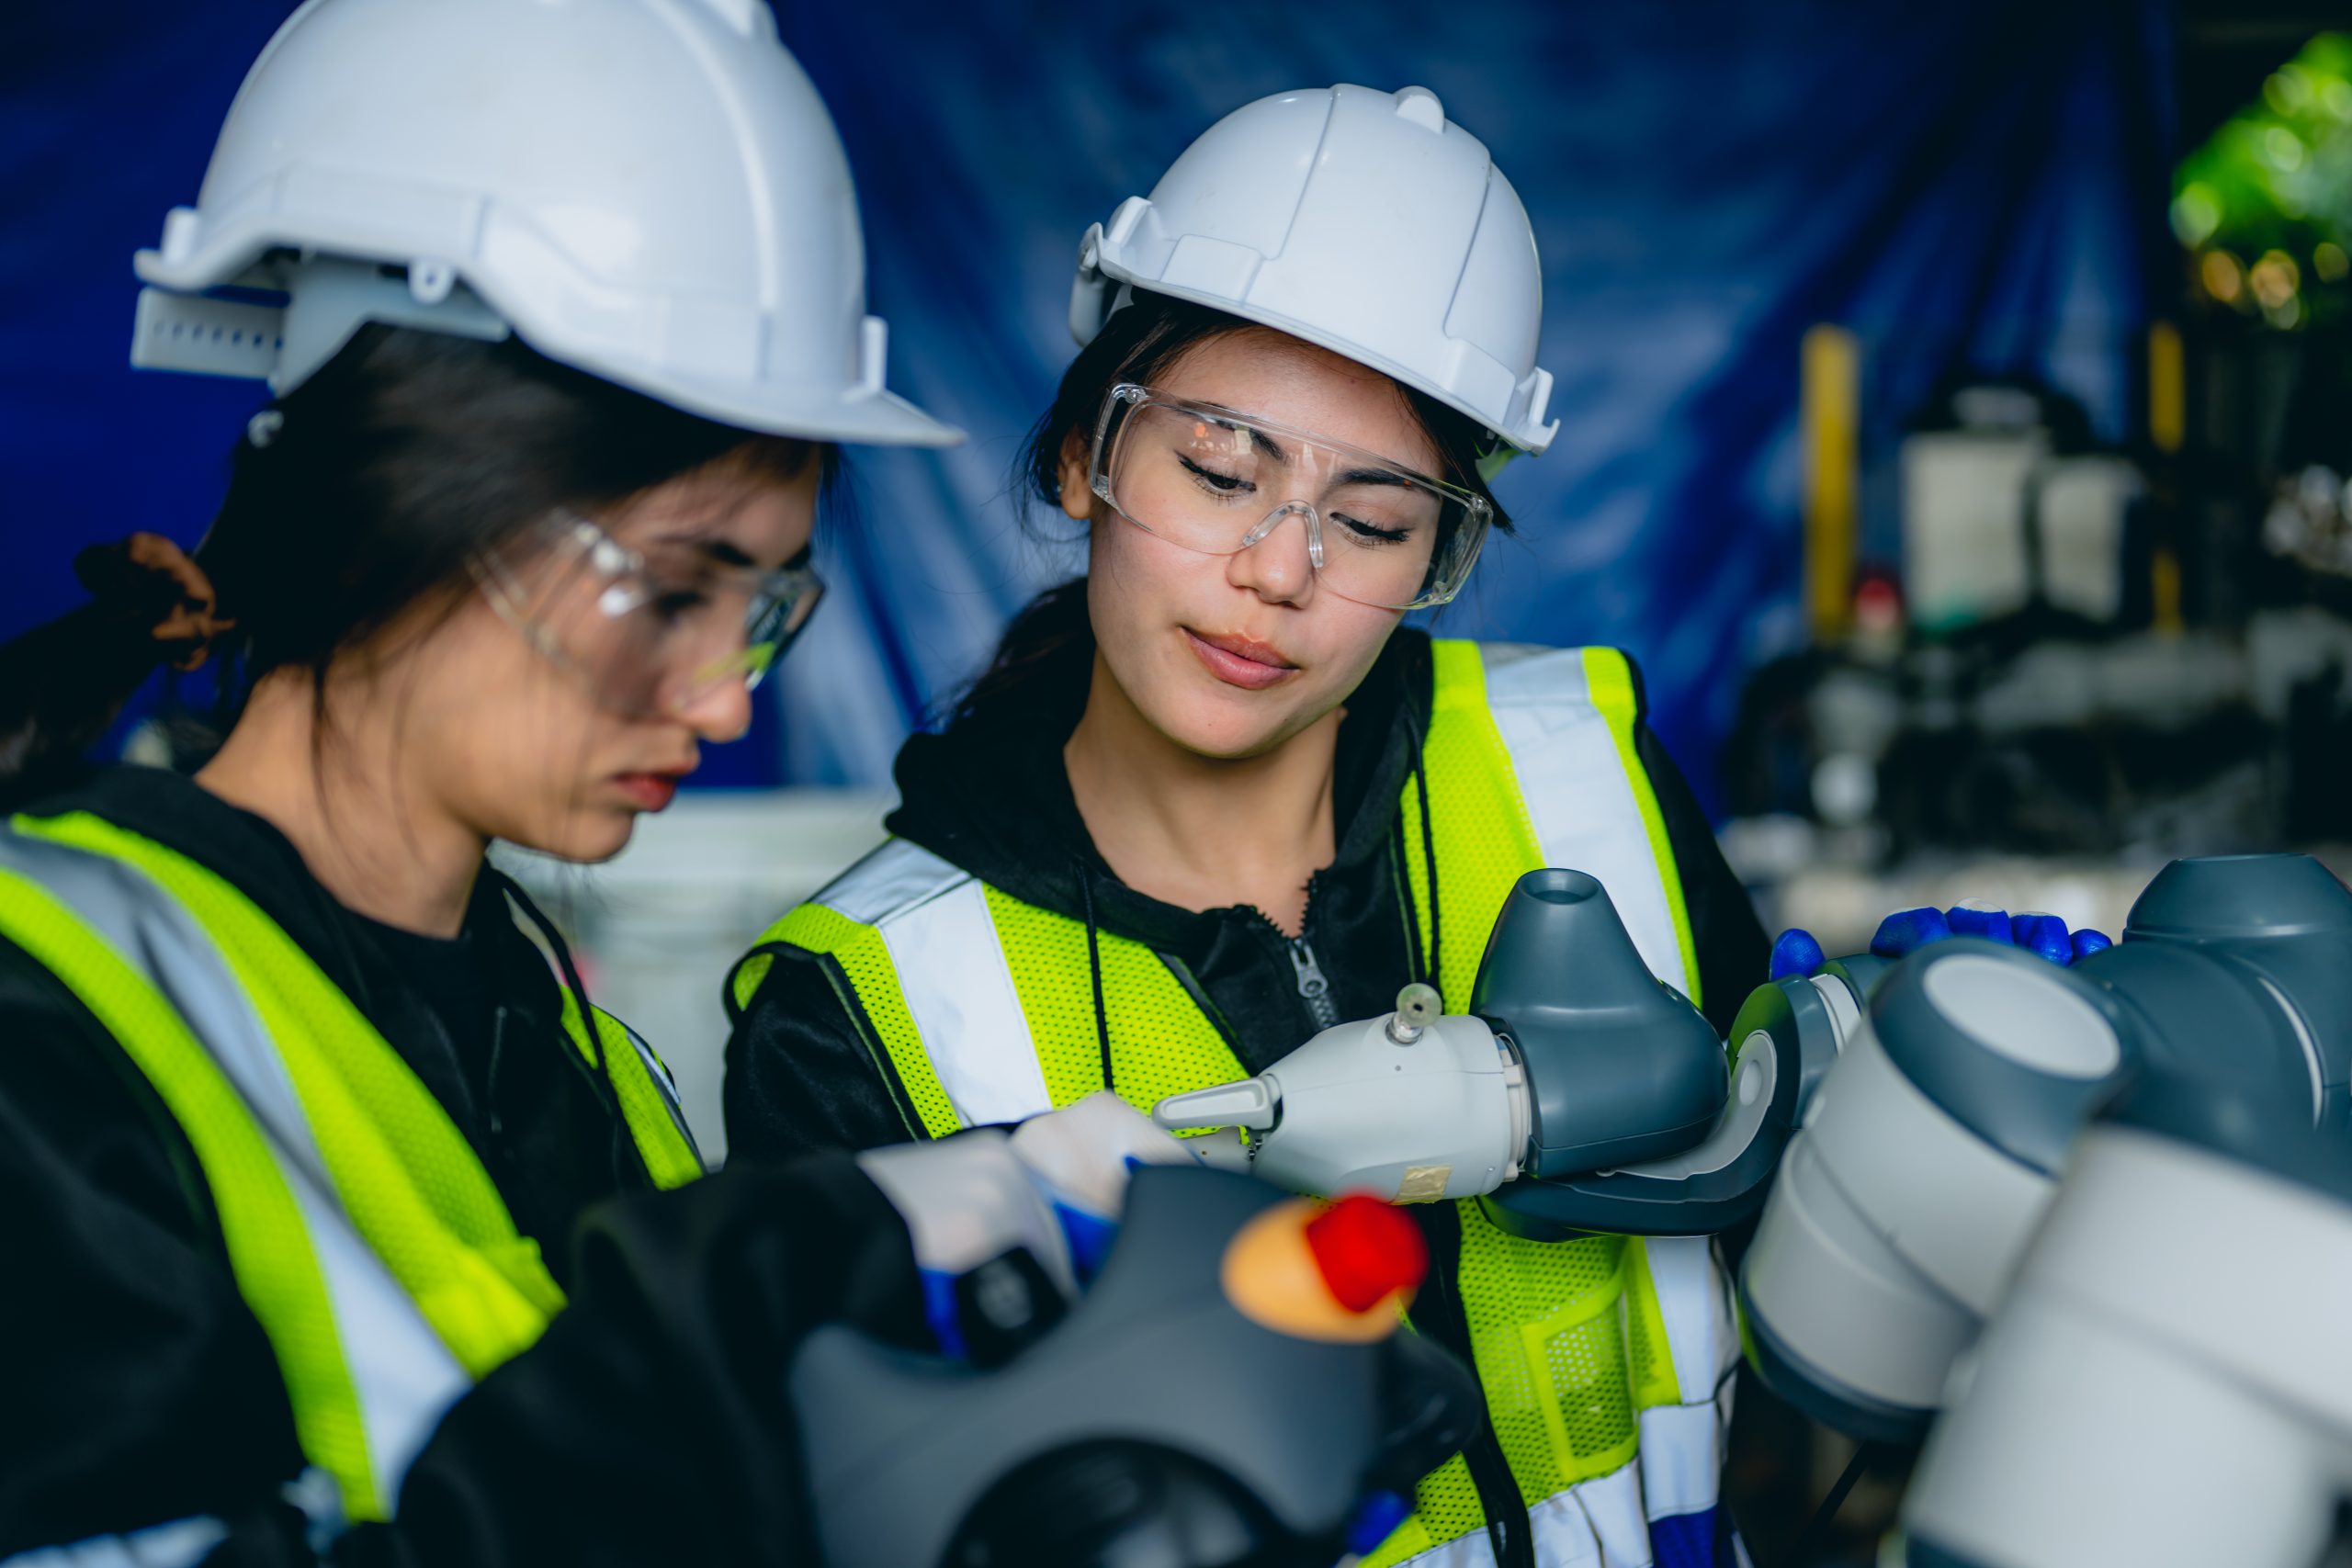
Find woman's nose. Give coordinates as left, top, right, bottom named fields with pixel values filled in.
left=671, top=669, right=754, bottom=742
left=1227, top=505, right=1318, bottom=605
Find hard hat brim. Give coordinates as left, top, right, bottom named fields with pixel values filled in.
left=598, top=362, right=967, bottom=448
left=135, top=242, right=967, bottom=450
left=1087, top=264, right=1556, bottom=458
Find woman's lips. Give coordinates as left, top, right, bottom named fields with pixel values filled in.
left=1184, top=627, right=1300, bottom=691
left=611, top=772, right=684, bottom=812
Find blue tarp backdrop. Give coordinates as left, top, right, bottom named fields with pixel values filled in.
left=1, top=2, right=2174, bottom=811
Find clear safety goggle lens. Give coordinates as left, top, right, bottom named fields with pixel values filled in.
left=472, top=513, right=824, bottom=720
left=1088, top=384, right=1491, bottom=612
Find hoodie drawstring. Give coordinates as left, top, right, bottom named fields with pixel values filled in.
left=1077, top=856, right=1114, bottom=1096
left=1393, top=810, right=1427, bottom=985
left=1401, top=703, right=1442, bottom=992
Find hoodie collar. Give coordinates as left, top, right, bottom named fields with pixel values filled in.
left=24, top=764, right=545, bottom=1020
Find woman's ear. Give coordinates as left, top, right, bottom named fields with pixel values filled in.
left=1057, top=429, right=1093, bottom=524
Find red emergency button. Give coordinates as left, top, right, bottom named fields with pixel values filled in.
left=1304, top=1194, right=1429, bottom=1311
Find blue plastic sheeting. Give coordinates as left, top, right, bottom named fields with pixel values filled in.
left=3, top=3, right=2171, bottom=807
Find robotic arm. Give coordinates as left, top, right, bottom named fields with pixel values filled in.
left=1136, top=846, right=2352, bottom=1567
left=1739, top=852, right=2352, bottom=1443
left=1736, top=852, right=2352, bottom=1568
left=1900, top=1076, right=2352, bottom=1568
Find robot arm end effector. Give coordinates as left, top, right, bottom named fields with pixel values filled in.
left=1155, top=868, right=1827, bottom=1235
left=1474, top=868, right=1823, bottom=1238
left=1151, top=996, right=1530, bottom=1201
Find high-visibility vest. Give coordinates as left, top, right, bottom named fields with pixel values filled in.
left=0, top=809, right=703, bottom=1529
left=736, top=641, right=1739, bottom=1568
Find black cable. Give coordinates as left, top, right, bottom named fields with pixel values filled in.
left=1078, top=859, right=1114, bottom=1096
left=1781, top=1443, right=1872, bottom=1568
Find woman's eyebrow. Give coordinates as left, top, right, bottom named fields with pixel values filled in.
left=1334, top=467, right=1415, bottom=489
left=650, top=529, right=759, bottom=568
left=1199, top=415, right=1422, bottom=485
left=1204, top=413, right=1290, bottom=466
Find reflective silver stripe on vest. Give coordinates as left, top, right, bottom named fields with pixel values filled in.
left=1637, top=1235, right=1738, bottom=1517
left=812, top=840, right=1054, bottom=1127
left=1477, top=644, right=1690, bottom=996
left=813, top=837, right=967, bottom=926
left=0, top=829, right=470, bottom=1507
left=610, top=1010, right=700, bottom=1156
left=0, top=1516, right=229, bottom=1568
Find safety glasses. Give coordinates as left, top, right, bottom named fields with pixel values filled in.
left=1088, top=384, right=1492, bottom=611
left=471, top=511, right=824, bottom=720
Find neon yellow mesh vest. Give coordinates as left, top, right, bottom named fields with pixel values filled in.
left=0, top=811, right=703, bottom=1525
left=735, top=641, right=1738, bottom=1567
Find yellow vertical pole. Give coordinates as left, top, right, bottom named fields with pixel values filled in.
left=1803, top=324, right=1860, bottom=643
left=2148, top=321, right=2185, bottom=635
left=2148, top=321, right=2184, bottom=456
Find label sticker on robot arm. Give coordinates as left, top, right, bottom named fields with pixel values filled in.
left=1396, top=1165, right=1453, bottom=1201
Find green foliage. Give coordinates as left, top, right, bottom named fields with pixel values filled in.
left=2173, top=34, right=2352, bottom=327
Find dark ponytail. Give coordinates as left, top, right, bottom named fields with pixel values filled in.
left=951, top=292, right=1512, bottom=732
left=0, top=535, right=234, bottom=802
left=944, top=578, right=1094, bottom=730
left=1, top=325, right=825, bottom=805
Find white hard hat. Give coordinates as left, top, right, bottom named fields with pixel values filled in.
left=130, top=0, right=960, bottom=448
left=1069, top=84, right=1555, bottom=457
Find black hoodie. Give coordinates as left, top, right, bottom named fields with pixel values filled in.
left=0, top=766, right=927, bottom=1568
left=725, top=626, right=1767, bottom=1164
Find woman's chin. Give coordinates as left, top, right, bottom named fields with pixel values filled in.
left=1146, top=695, right=1306, bottom=761
left=504, top=811, right=638, bottom=867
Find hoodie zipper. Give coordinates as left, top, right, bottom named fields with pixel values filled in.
left=1286, top=936, right=1340, bottom=1030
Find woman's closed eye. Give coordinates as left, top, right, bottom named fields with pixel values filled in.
left=647, top=583, right=711, bottom=623
left=1178, top=454, right=1255, bottom=495
left=1331, top=512, right=1412, bottom=545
